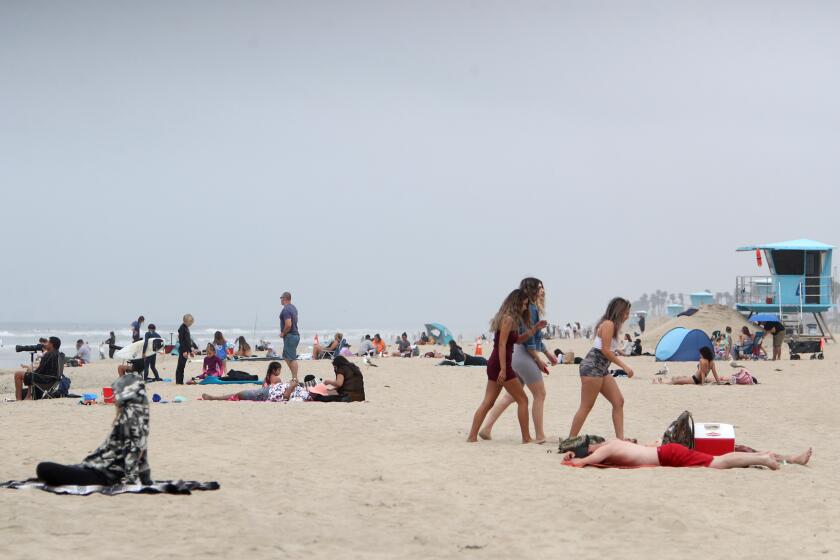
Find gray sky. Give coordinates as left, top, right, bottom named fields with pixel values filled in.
left=2, top=1, right=838, bottom=332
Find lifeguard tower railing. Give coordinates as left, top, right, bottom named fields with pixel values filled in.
left=735, top=275, right=833, bottom=311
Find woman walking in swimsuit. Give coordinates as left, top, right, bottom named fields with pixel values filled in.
left=478, top=277, right=555, bottom=443
left=467, top=289, right=533, bottom=443
left=653, top=346, right=721, bottom=385
left=568, top=297, right=634, bottom=440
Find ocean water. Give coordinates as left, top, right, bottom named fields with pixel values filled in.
left=0, top=322, right=459, bottom=369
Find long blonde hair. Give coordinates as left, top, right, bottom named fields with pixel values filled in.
left=596, top=297, right=631, bottom=340
left=519, top=277, right=544, bottom=315
left=489, top=289, right=529, bottom=332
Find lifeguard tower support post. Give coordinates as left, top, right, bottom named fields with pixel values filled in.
left=735, top=239, right=835, bottom=341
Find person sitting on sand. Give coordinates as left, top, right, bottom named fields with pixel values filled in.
left=372, top=334, right=387, bottom=356
left=187, top=343, right=224, bottom=384
left=653, top=346, right=721, bottom=385
left=394, top=332, right=412, bottom=357
left=619, top=333, right=633, bottom=356
left=234, top=336, right=252, bottom=357
left=35, top=371, right=152, bottom=486
left=561, top=438, right=811, bottom=470
left=313, top=333, right=343, bottom=359
left=733, top=326, right=754, bottom=359
left=201, top=361, right=309, bottom=402
left=357, top=334, right=375, bottom=356
left=318, top=355, right=365, bottom=402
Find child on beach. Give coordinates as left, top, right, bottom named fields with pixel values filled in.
left=187, top=344, right=224, bottom=384
left=567, top=297, right=634, bottom=441
left=467, top=289, right=533, bottom=443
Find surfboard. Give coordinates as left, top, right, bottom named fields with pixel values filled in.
left=114, top=339, right=164, bottom=360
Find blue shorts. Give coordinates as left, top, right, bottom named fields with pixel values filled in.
left=282, top=333, right=300, bottom=361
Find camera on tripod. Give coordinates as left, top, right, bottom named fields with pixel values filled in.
left=16, top=343, right=44, bottom=353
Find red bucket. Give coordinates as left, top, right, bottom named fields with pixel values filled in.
left=102, top=387, right=115, bottom=404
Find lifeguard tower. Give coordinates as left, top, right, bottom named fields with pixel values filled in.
left=735, top=239, right=835, bottom=341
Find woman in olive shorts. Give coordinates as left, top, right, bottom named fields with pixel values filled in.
left=567, top=297, right=635, bottom=441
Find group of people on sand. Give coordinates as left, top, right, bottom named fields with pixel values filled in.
left=200, top=356, right=366, bottom=403
left=467, top=282, right=810, bottom=470
left=468, top=281, right=635, bottom=445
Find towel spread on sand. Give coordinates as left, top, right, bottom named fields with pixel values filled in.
left=0, top=479, right=220, bottom=496
left=198, top=377, right=261, bottom=385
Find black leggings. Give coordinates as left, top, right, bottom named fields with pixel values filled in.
left=36, top=462, right=110, bottom=486
left=144, top=355, right=160, bottom=380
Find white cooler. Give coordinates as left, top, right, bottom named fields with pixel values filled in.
left=693, top=422, right=735, bottom=456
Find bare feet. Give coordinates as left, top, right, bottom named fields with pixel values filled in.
left=788, top=448, right=813, bottom=466
left=201, top=393, right=213, bottom=400
left=535, top=435, right=546, bottom=444
left=466, top=436, right=478, bottom=443
left=478, top=430, right=492, bottom=441
left=759, top=453, right=780, bottom=470
left=652, top=377, right=663, bottom=384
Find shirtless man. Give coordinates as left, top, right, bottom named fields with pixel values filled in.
left=563, top=438, right=812, bottom=470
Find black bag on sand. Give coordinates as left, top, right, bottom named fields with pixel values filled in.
left=222, top=370, right=258, bottom=381
left=662, top=410, right=695, bottom=448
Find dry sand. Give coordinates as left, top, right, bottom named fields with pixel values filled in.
left=1, top=337, right=838, bottom=559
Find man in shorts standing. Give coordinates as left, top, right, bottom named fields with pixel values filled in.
left=279, top=292, right=300, bottom=381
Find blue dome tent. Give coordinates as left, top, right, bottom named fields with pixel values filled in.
left=655, top=327, right=713, bottom=362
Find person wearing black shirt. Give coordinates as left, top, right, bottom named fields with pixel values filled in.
left=143, top=324, right=164, bottom=382
left=175, top=314, right=195, bottom=385
left=14, top=336, right=62, bottom=401
left=761, top=321, right=786, bottom=361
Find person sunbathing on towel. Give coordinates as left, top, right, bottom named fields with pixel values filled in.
left=200, top=361, right=310, bottom=402
left=562, top=438, right=812, bottom=470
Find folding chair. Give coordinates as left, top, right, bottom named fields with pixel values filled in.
left=323, top=338, right=348, bottom=360
left=27, top=352, right=65, bottom=400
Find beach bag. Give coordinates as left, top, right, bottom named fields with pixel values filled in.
left=732, top=369, right=758, bottom=385
left=224, top=370, right=258, bottom=381
left=662, top=410, right=695, bottom=449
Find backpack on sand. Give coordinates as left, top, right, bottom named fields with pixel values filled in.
left=662, top=410, right=695, bottom=449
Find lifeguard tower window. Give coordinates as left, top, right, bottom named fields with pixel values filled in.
left=773, top=250, right=805, bottom=275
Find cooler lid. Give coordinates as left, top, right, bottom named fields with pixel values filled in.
left=694, top=422, right=735, bottom=439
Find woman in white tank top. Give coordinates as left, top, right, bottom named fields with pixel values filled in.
left=567, top=298, right=635, bottom=440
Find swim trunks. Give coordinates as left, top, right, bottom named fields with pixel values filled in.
left=656, top=443, right=713, bottom=468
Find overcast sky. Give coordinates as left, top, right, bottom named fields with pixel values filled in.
left=1, top=1, right=838, bottom=332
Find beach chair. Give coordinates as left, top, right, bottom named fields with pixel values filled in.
left=27, top=353, right=66, bottom=400
left=322, top=338, right=348, bottom=360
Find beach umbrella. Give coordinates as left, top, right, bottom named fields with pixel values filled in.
left=424, top=323, right=454, bottom=346
left=750, top=313, right=780, bottom=323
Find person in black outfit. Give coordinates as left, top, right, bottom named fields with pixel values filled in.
left=104, top=331, right=119, bottom=359
left=13, top=336, right=62, bottom=401
left=175, top=314, right=195, bottom=385
left=143, top=324, right=164, bottom=381
left=638, top=315, right=646, bottom=334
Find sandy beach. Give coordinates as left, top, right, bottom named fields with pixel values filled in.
left=1, top=332, right=837, bottom=560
